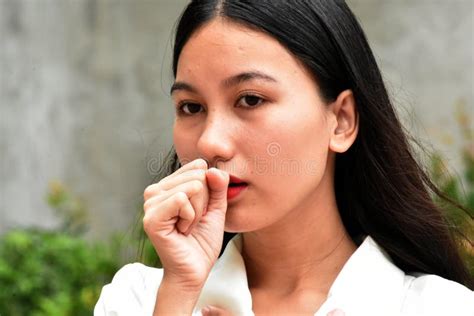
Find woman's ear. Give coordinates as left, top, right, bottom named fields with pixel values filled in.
left=328, top=89, right=359, bottom=153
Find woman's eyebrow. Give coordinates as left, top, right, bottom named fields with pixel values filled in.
left=221, top=71, right=279, bottom=88
left=170, top=71, right=278, bottom=95
left=170, top=82, right=197, bottom=95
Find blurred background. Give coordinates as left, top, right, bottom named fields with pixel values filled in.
left=1, top=0, right=473, bottom=315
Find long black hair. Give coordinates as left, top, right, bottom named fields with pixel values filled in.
left=151, top=0, right=473, bottom=289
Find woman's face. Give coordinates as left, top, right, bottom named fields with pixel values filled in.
left=172, top=18, right=335, bottom=233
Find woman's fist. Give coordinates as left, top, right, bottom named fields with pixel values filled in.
left=143, top=158, right=230, bottom=289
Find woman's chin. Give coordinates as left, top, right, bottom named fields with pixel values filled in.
left=224, top=212, right=268, bottom=233
left=224, top=212, right=253, bottom=233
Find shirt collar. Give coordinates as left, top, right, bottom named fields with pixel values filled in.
left=194, top=234, right=407, bottom=316
left=194, top=234, right=253, bottom=315
left=318, top=235, right=406, bottom=315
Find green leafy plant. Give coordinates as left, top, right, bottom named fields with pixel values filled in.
left=0, top=181, right=121, bottom=316
left=46, top=180, right=89, bottom=236
left=429, top=101, right=474, bottom=276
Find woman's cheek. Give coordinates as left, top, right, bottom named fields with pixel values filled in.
left=173, top=130, right=197, bottom=164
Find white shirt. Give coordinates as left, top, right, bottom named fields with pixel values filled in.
left=94, top=234, right=474, bottom=315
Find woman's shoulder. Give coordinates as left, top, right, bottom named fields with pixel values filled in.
left=401, top=273, right=474, bottom=315
left=94, top=263, right=163, bottom=316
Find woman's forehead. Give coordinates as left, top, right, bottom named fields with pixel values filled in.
left=176, top=18, right=305, bottom=82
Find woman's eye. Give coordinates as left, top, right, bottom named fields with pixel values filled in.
left=177, top=94, right=264, bottom=116
left=238, top=94, right=264, bottom=108
left=178, top=103, right=202, bottom=115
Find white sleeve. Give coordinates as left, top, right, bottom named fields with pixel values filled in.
left=94, top=263, right=163, bottom=316
left=402, top=274, right=474, bottom=316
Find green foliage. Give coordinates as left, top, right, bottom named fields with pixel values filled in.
left=0, top=229, right=120, bottom=316
left=429, top=101, right=474, bottom=276
left=46, top=180, right=88, bottom=235
left=0, top=182, right=121, bottom=316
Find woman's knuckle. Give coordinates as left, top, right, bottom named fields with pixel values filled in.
left=174, top=191, right=188, bottom=205
left=146, top=184, right=164, bottom=200
left=143, top=185, right=155, bottom=199
left=142, top=214, right=151, bottom=230
left=191, top=180, right=203, bottom=192
left=143, top=199, right=152, bottom=211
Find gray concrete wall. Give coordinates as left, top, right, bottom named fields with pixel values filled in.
left=0, top=0, right=188, bottom=238
left=350, top=0, right=473, bottom=167
left=1, top=0, right=472, bottom=239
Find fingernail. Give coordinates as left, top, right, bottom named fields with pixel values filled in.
left=195, top=158, right=206, bottom=168
left=201, top=306, right=210, bottom=315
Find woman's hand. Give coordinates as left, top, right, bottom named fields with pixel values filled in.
left=143, top=158, right=230, bottom=290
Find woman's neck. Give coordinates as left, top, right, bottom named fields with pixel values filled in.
left=241, top=186, right=357, bottom=297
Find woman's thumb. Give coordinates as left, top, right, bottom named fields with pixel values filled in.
left=205, top=168, right=229, bottom=215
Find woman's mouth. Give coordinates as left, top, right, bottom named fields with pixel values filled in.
left=227, top=174, right=248, bottom=200
left=227, top=182, right=248, bottom=200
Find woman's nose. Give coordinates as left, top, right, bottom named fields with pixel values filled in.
left=196, top=117, right=234, bottom=166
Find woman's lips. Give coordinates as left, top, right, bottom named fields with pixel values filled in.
left=229, top=174, right=246, bottom=184
left=224, top=173, right=248, bottom=200
left=227, top=183, right=248, bottom=200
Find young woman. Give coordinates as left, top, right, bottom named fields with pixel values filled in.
left=95, top=1, right=474, bottom=315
